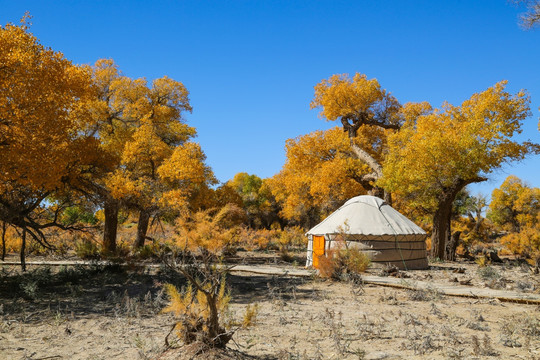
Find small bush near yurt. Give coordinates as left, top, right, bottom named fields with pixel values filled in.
left=318, top=247, right=370, bottom=280
left=342, top=247, right=371, bottom=273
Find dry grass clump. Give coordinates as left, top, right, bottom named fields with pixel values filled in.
left=471, top=334, right=499, bottom=356
left=319, top=308, right=366, bottom=358
left=499, top=313, right=540, bottom=349
left=317, top=247, right=370, bottom=280
left=407, top=286, right=443, bottom=302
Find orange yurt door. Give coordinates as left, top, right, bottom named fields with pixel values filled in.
left=312, top=235, right=325, bottom=268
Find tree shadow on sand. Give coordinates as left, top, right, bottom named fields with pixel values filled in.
left=0, top=263, right=321, bottom=323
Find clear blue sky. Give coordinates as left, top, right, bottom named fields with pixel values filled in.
left=2, top=1, right=539, bottom=198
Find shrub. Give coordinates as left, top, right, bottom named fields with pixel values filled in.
left=75, top=239, right=100, bottom=259
left=162, top=280, right=232, bottom=347
left=236, top=227, right=277, bottom=251
left=174, top=206, right=240, bottom=255
left=477, top=265, right=500, bottom=281
left=341, top=247, right=371, bottom=273
left=133, top=242, right=172, bottom=260
left=164, top=213, right=258, bottom=350
left=317, top=250, right=341, bottom=279
left=500, top=225, right=540, bottom=262
left=162, top=251, right=257, bottom=349
left=475, top=256, right=489, bottom=267
left=318, top=246, right=370, bottom=280
left=278, top=226, right=306, bottom=251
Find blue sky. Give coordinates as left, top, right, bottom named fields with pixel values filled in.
left=2, top=1, right=539, bottom=198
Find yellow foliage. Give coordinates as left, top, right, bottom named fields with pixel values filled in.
left=271, top=73, right=411, bottom=223
left=500, top=224, right=540, bottom=260
left=488, top=175, right=540, bottom=232
left=381, top=81, right=535, bottom=212
left=453, top=217, right=489, bottom=247
left=162, top=272, right=259, bottom=348
left=162, top=278, right=233, bottom=345
left=0, top=20, right=101, bottom=193
left=84, top=58, right=214, bottom=218
left=311, top=73, right=400, bottom=125
left=0, top=222, right=101, bottom=256
left=476, top=256, right=489, bottom=267
left=162, top=283, right=193, bottom=317
left=174, top=205, right=244, bottom=254
left=267, top=127, right=367, bottom=223
left=234, top=226, right=307, bottom=252
left=242, top=304, right=259, bottom=327
left=317, top=244, right=371, bottom=280
left=1, top=226, right=22, bottom=253
left=158, top=142, right=212, bottom=186
left=278, top=226, right=307, bottom=250
left=236, top=228, right=274, bottom=251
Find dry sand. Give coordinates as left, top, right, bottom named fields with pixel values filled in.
left=1, top=256, right=539, bottom=359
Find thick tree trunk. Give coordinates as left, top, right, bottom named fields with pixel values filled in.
left=20, top=229, right=26, bottom=272
left=134, top=209, right=151, bottom=249
left=350, top=139, right=394, bottom=202
left=384, top=192, right=392, bottom=206
left=350, top=143, right=383, bottom=178
left=368, top=187, right=385, bottom=199
left=103, top=198, right=119, bottom=254
left=1, top=222, right=6, bottom=261
left=446, top=231, right=461, bottom=262
left=431, top=177, right=487, bottom=260
left=430, top=201, right=453, bottom=259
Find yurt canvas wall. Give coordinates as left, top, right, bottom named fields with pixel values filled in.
left=306, top=195, right=428, bottom=270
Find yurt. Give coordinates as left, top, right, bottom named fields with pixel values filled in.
left=306, top=195, right=428, bottom=270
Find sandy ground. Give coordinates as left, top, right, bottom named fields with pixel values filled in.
left=1, top=255, right=540, bottom=359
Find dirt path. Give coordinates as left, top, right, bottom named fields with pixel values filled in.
left=231, top=264, right=540, bottom=304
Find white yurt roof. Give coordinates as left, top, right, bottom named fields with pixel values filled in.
left=306, top=195, right=426, bottom=236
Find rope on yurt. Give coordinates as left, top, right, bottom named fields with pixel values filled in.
left=378, top=202, right=408, bottom=271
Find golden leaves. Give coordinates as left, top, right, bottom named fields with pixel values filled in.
left=311, top=73, right=384, bottom=120
left=310, top=73, right=402, bottom=128
left=84, top=58, right=213, bottom=212
left=381, top=82, right=535, bottom=211
left=158, top=142, right=210, bottom=185
left=268, top=127, right=367, bottom=222
left=488, top=175, right=540, bottom=231
left=0, top=21, right=98, bottom=192
left=174, top=206, right=241, bottom=254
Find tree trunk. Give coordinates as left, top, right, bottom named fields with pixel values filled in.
left=430, top=177, right=487, bottom=260
left=430, top=201, right=453, bottom=259
left=446, top=231, right=461, bottom=262
left=20, top=229, right=26, bottom=272
left=350, top=142, right=394, bottom=202
left=368, top=187, right=385, bottom=199
left=206, top=291, right=231, bottom=347
left=207, top=293, right=221, bottom=345
left=103, top=198, right=119, bottom=254
left=134, top=209, right=151, bottom=249
left=350, top=143, right=383, bottom=178
left=385, top=193, right=393, bottom=206
left=1, top=222, right=6, bottom=261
